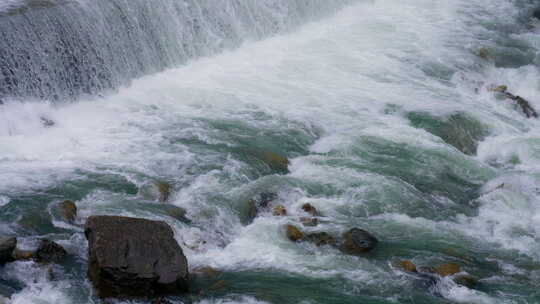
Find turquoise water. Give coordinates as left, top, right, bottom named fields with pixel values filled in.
left=1, top=0, right=540, bottom=303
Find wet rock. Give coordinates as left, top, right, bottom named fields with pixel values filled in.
left=85, top=216, right=189, bottom=298
left=300, top=217, right=318, bottom=227
left=489, top=85, right=538, bottom=118
left=59, top=200, right=77, bottom=222
left=434, top=263, right=461, bottom=277
left=0, top=237, right=16, bottom=264
left=453, top=274, right=477, bottom=288
left=40, top=117, right=55, bottom=127
left=301, top=203, right=319, bottom=216
left=339, top=228, right=378, bottom=254
left=407, top=111, right=489, bottom=156
left=246, top=192, right=278, bottom=223
left=285, top=225, right=304, bottom=242
left=156, top=181, right=171, bottom=203
left=305, top=232, right=337, bottom=247
left=12, top=249, right=35, bottom=261
left=477, top=47, right=491, bottom=60
left=35, top=239, right=67, bottom=263
left=260, top=151, right=290, bottom=174
left=394, top=260, right=417, bottom=272
left=272, top=205, right=287, bottom=216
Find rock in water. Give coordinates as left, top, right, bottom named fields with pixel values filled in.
left=272, top=205, right=287, bottom=216
left=285, top=225, right=304, bottom=242
left=434, top=263, right=461, bottom=277
left=0, top=237, right=16, bottom=264
left=85, top=216, right=189, bottom=298
left=156, top=181, right=171, bottom=203
left=36, top=239, right=67, bottom=263
left=59, top=200, right=77, bottom=222
left=340, top=228, right=378, bottom=254
left=301, top=203, right=319, bottom=216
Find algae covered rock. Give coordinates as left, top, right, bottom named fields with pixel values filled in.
left=59, top=200, right=77, bottom=222
left=434, top=263, right=461, bottom=277
left=407, top=111, right=489, bottom=155
left=394, top=260, right=417, bottom=272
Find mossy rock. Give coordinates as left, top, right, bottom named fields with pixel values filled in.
left=407, top=111, right=489, bottom=156
left=394, top=260, right=417, bottom=272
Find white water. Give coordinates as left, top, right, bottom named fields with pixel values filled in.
left=1, top=0, right=540, bottom=303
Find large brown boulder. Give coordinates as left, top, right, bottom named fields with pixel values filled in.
left=85, top=216, right=189, bottom=298
left=0, top=237, right=16, bottom=264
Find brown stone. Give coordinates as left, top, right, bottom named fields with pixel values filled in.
left=301, top=203, right=319, bottom=216
left=285, top=225, right=304, bottom=242
left=12, top=249, right=35, bottom=260
left=339, top=228, right=378, bottom=254
left=394, top=260, right=417, bottom=272
left=156, top=181, right=171, bottom=202
left=305, top=232, right=337, bottom=247
left=453, top=274, right=477, bottom=288
left=434, top=263, right=461, bottom=277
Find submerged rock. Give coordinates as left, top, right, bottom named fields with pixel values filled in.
left=339, top=228, right=378, bottom=254
left=285, top=225, right=304, bottom=242
left=394, top=260, right=417, bottom=273
left=305, top=232, right=337, bottom=247
left=59, top=200, right=77, bottom=222
left=453, top=274, right=477, bottom=288
left=246, top=192, right=278, bottom=223
left=0, top=237, right=16, bottom=264
left=156, top=181, right=171, bottom=203
left=300, top=217, right=318, bottom=227
left=85, top=216, right=189, bottom=298
left=35, top=239, right=67, bottom=263
left=260, top=151, right=290, bottom=174
left=434, top=263, right=461, bottom=277
left=407, top=111, right=489, bottom=155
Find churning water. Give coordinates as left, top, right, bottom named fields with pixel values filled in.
left=1, top=0, right=540, bottom=303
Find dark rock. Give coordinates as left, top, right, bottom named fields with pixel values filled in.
left=0, top=237, right=16, bottom=264
left=40, top=117, right=55, bottom=127
left=434, top=263, right=461, bottom=277
left=285, top=225, right=304, bottom=242
left=305, top=232, right=337, bottom=247
left=489, top=85, right=538, bottom=118
left=339, top=228, right=378, bottom=254
left=453, top=274, right=477, bottom=288
left=272, top=205, right=287, bottom=216
left=301, top=203, right=319, bottom=216
left=533, top=9, right=540, bottom=20
left=156, top=181, right=171, bottom=203
left=85, top=216, right=189, bottom=298
left=477, top=48, right=490, bottom=60
left=35, top=239, right=67, bottom=263
left=246, top=192, right=277, bottom=223
left=59, top=200, right=77, bottom=222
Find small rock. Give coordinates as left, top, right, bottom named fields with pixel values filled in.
left=434, top=263, right=461, bottom=277
left=300, top=217, right=318, bottom=227
left=477, top=47, right=490, bottom=60
left=272, top=205, right=287, bottom=216
left=59, top=200, right=77, bottom=222
left=285, top=225, right=304, bottom=242
left=35, top=239, right=67, bottom=263
left=301, top=203, right=319, bottom=216
left=12, top=249, right=34, bottom=261
left=246, top=192, right=278, bottom=223
left=156, top=181, right=171, bottom=203
left=394, top=260, right=417, bottom=272
left=305, top=232, right=337, bottom=246
left=453, top=274, right=477, bottom=288
left=0, top=237, right=16, bottom=264
left=340, top=228, right=378, bottom=254
left=40, top=117, right=55, bottom=127
left=488, top=85, right=508, bottom=93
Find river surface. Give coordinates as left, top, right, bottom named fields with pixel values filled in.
left=1, top=0, right=540, bottom=303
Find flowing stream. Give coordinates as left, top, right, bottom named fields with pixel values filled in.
left=1, top=0, right=540, bottom=303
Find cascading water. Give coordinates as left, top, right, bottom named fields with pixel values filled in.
left=1, top=0, right=540, bottom=303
